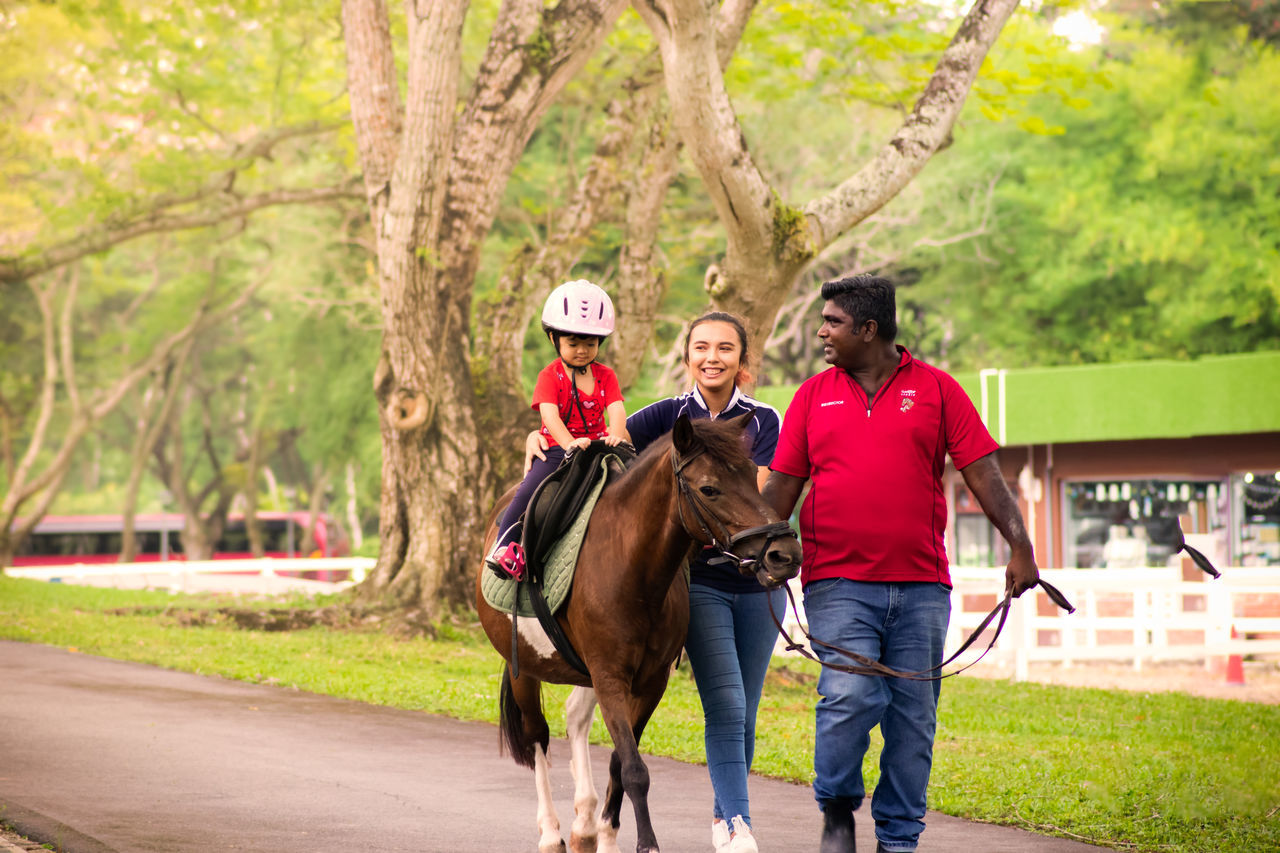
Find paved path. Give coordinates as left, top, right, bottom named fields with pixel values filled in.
left=0, top=641, right=1107, bottom=852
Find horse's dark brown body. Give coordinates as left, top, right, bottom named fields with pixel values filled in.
left=475, top=415, right=801, bottom=853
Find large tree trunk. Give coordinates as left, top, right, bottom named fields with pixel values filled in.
left=342, top=0, right=627, bottom=611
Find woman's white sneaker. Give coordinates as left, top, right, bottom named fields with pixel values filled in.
left=712, top=818, right=732, bottom=852
left=728, top=815, right=758, bottom=853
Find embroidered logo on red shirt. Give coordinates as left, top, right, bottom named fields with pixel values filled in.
left=900, top=389, right=916, bottom=413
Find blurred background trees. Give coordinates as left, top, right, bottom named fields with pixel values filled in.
left=2, top=0, right=1275, bottom=605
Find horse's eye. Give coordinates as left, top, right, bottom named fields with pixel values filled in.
left=699, top=486, right=720, bottom=498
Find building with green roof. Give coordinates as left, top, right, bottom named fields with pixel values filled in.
left=751, top=352, right=1280, bottom=570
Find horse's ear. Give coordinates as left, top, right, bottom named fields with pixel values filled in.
left=726, top=410, right=754, bottom=432
left=673, top=413, right=697, bottom=454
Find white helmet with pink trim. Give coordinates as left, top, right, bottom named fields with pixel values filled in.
left=541, top=279, right=616, bottom=338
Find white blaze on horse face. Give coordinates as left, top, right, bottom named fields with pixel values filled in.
left=505, top=612, right=560, bottom=660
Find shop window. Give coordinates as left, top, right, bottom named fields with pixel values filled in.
left=1063, top=479, right=1227, bottom=569
left=952, top=481, right=1013, bottom=567
left=1234, top=472, right=1280, bottom=567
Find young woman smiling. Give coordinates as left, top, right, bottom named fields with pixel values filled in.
left=526, top=312, right=784, bottom=852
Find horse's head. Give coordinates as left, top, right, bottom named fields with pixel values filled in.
left=670, top=413, right=802, bottom=588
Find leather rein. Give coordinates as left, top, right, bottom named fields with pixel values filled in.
left=768, top=577, right=1076, bottom=681
left=765, top=528, right=1221, bottom=681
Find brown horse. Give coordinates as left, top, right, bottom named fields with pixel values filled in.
left=476, top=413, right=802, bottom=853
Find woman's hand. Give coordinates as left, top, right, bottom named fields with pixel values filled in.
left=524, top=431, right=549, bottom=474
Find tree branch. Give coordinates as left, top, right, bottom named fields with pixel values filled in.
left=58, top=264, right=82, bottom=415
left=2, top=279, right=59, bottom=520
left=439, top=0, right=628, bottom=290
left=0, top=182, right=362, bottom=285
left=633, top=0, right=776, bottom=268
left=341, top=0, right=404, bottom=202
left=803, top=0, right=1021, bottom=246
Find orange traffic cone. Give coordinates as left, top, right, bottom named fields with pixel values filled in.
left=1225, top=625, right=1245, bottom=686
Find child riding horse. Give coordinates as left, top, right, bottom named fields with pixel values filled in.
left=476, top=414, right=802, bottom=853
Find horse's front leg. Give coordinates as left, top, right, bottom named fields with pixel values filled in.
left=565, top=686, right=600, bottom=853
left=594, top=680, right=659, bottom=853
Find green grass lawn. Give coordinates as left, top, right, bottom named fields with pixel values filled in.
left=1, top=576, right=1277, bottom=852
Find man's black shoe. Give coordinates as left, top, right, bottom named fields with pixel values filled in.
left=819, top=801, right=856, bottom=853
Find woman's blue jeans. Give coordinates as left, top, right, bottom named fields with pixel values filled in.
left=802, top=578, right=951, bottom=852
left=684, top=582, right=784, bottom=826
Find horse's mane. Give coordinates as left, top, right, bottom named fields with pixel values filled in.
left=616, top=417, right=755, bottom=488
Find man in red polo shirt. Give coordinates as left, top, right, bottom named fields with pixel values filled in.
left=763, top=275, right=1038, bottom=853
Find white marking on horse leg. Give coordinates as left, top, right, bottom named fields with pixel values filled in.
left=505, top=612, right=560, bottom=660
left=595, top=820, right=621, bottom=853
left=566, top=687, right=598, bottom=852
left=534, top=746, right=565, bottom=853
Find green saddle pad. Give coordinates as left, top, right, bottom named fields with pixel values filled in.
left=481, top=456, right=610, bottom=618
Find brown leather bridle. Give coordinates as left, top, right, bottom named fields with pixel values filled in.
left=670, top=443, right=799, bottom=573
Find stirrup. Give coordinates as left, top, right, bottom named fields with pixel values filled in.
left=486, top=541, right=527, bottom=582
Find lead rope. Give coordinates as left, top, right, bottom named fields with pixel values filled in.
left=769, top=578, right=1076, bottom=682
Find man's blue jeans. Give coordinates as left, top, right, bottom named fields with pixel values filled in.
left=684, top=582, right=784, bottom=826
left=803, top=579, right=951, bottom=852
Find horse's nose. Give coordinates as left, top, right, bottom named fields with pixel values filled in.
left=762, top=540, right=801, bottom=579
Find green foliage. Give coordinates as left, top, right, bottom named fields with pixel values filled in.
left=1, top=1, right=375, bottom=535
left=899, top=18, right=1280, bottom=368
left=0, top=0, right=351, bottom=265
left=3, top=577, right=1279, bottom=852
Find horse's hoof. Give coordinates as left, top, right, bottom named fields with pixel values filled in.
left=538, top=841, right=567, bottom=853
left=568, top=834, right=597, bottom=853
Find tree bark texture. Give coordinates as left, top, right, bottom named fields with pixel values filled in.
left=342, top=0, right=626, bottom=609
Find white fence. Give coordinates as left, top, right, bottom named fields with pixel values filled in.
left=5, top=557, right=375, bottom=595
left=780, top=567, right=1280, bottom=681
left=15, top=560, right=1280, bottom=681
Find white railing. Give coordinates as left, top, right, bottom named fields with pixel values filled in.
left=5, top=557, right=375, bottom=594
left=778, top=566, right=1280, bottom=681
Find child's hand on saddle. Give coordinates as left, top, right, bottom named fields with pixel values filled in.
left=602, top=435, right=624, bottom=447
left=568, top=437, right=592, bottom=451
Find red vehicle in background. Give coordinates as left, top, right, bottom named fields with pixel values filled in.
left=12, top=512, right=350, bottom=574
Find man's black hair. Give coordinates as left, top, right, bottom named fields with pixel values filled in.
left=820, top=275, right=897, bottom=342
